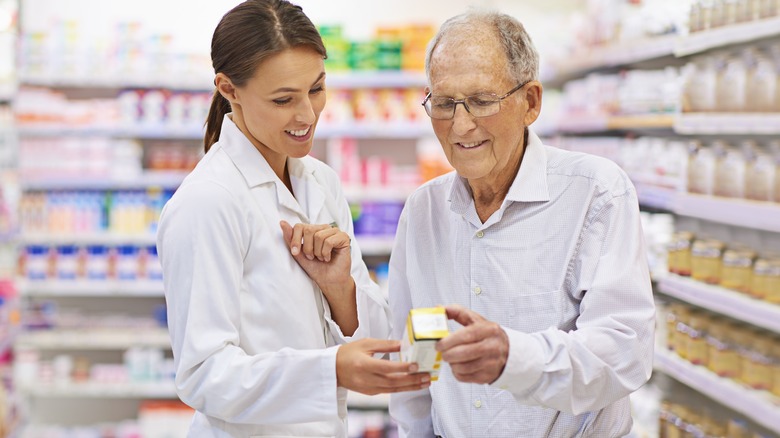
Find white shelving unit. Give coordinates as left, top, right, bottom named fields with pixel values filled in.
left=546, top=15, right=780, bottom=435
left=674, top=113, right=780, bottom=135
left=654, top=350, right=780, bottom=434
left=632, top=186, right=780, bottom=233
left=544, top=33, right=678, bottom=86
left=20, top=171, right=190, bottom=191
left=16, top=328, right=170, bottom=350
left=556, top=112, right=780, bottom=137
left=17, top=279, right=164, bottom=297
left=19, top=232, right=157, bottom=246
left=18, top=121, right=433, bottom=140
left=18, top=70, right=428, bottom=92
left=547, top=15, right=780, bottom=86
left=556, top=113, right=675, bottom=134
left=674, top=15, right=780, bottom=57
left=18, top=381, right=178, bottom=399
left=673, top=193, right=780, bottom=234
left=657, top=274, right=780, bottom=333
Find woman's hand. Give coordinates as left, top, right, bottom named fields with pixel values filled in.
left=280, top=220, right=358, bottom=334
left=280, top=220, right=352, bottom=293
left=336, top=339, right=431, bottom=395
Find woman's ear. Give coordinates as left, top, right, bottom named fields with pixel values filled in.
left=215, top=73, right=238, bottom=103
left=522, top=81, right=543, bottom=126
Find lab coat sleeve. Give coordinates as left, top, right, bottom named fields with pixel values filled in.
left=491, top=190, right=656, bottom=415
left=158, top=180, right=339, bottom=424
left=317, top=165, right=392, bottom=344
left=388, top=206, right=436, bottom=438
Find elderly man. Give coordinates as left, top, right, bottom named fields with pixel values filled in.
left=388, top=9, right=655, bottom=438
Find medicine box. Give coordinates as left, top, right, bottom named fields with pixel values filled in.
left=400, top=307, right=449, bottom=381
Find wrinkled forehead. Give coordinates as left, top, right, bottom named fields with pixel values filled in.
left=429, top=27, right=511, bottom=89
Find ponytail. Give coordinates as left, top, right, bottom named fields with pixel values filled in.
left=204, top=90, right=232, bottom=153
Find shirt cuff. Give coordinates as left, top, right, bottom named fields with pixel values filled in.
left=491, top=327, right=545, bottom=394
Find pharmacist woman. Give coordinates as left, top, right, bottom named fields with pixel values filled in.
left=156, top=1, right=429, bottom=436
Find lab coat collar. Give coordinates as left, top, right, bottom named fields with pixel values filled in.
left=218, top=113, right=278, bottom=188
left=448, top=128, right=551, bottom=219
left=218, top=113, right=323, bottom=222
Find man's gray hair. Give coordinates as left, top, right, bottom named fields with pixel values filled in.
left=424, top=9, right=540, bottom=85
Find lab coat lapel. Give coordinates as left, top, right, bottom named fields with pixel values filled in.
left=288, top=158, right=327, bottom=225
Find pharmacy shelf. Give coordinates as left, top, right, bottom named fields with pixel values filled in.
left=545, top=33, right=678, bottom=85
left=17, top=279, right=164, bottom=297
left=20, top=171, right=189, bottom=191
left=326, top=71, right=427, bottom=89
left=343, top=185, right=413, bottom=203
left=16, top=328, right=170, bottom=350
left=675, top=15, right=780, bottom=57
left=547, top=16, right=780, bottom=85
left=19, top=233, right=156, bottom=246
left=317, top=122, right=432, bottom=139
left=20, top=70, right=427, bottom=91
left=554, top=113, right=780, bottom=136
left=354, top=236, right=395, bottom=257
left=631, top=185, right=780, bottom=232
left=673, top=192, right=780, bottom=234
left=347, top=391, right=389, bottom=409
left=633, top=182, right=677, bottom=211
left=17, top=125, right=206, bottom=140
left=654, top=349, right=780, bottom=434
left=657, top=274, right=780, bottom=334
left=18, top=381, right=178, bottom=399
left=674, top=113, right=780, bottom=135
left=19, top=75, right=213, bottom=91
left=555, top=113, right=675, bottom=133
left=17, top=121, right=432, bottom=140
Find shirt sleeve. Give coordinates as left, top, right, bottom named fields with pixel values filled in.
left=319, top=169, right=391, bottom=343
left=158, top=180, right=340, bottom=424
left=388, top=206, right=436, bottom=438
left=491, top=190, right=655, bottom=415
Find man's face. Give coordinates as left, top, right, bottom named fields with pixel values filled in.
left=427, top=31, right=536, bottom=185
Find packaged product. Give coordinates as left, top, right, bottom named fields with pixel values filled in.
left=400, top=307, right=449, bottom=381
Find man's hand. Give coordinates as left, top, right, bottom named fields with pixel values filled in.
left=337, top=339, right=431, bottom=395
left=436, top=304, right=509, bottom=384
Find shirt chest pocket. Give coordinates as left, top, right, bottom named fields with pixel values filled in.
left=506, top=290, right=562, bottom=333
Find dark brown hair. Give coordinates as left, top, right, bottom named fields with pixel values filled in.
left=204, top=0, right=327, bottom=152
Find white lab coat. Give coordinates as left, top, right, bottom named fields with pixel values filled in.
left=157, top=114, right=391, bottom=437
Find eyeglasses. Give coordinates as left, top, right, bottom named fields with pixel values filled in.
left=421, top=81, right=530, bottom=120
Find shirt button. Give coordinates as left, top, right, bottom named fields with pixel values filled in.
left=474, top=286, right=482, bottom=295
left=474, top=399, right=482, bottom=408
left=476, top=231, right=484, bottom=238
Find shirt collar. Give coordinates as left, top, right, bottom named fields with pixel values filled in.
left=449, top=128, right=551, bottom=214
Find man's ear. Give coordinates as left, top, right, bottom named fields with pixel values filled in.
left=522, top=81, right=543, bottom=126
left=215, top=72, right=238, bottom=103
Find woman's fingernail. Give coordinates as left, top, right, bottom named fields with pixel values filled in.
left=291, top=246, right=299, bottom=255
left=409, top=364, right=419, bottom=373
left=306, top=254, right=314, bottom=260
